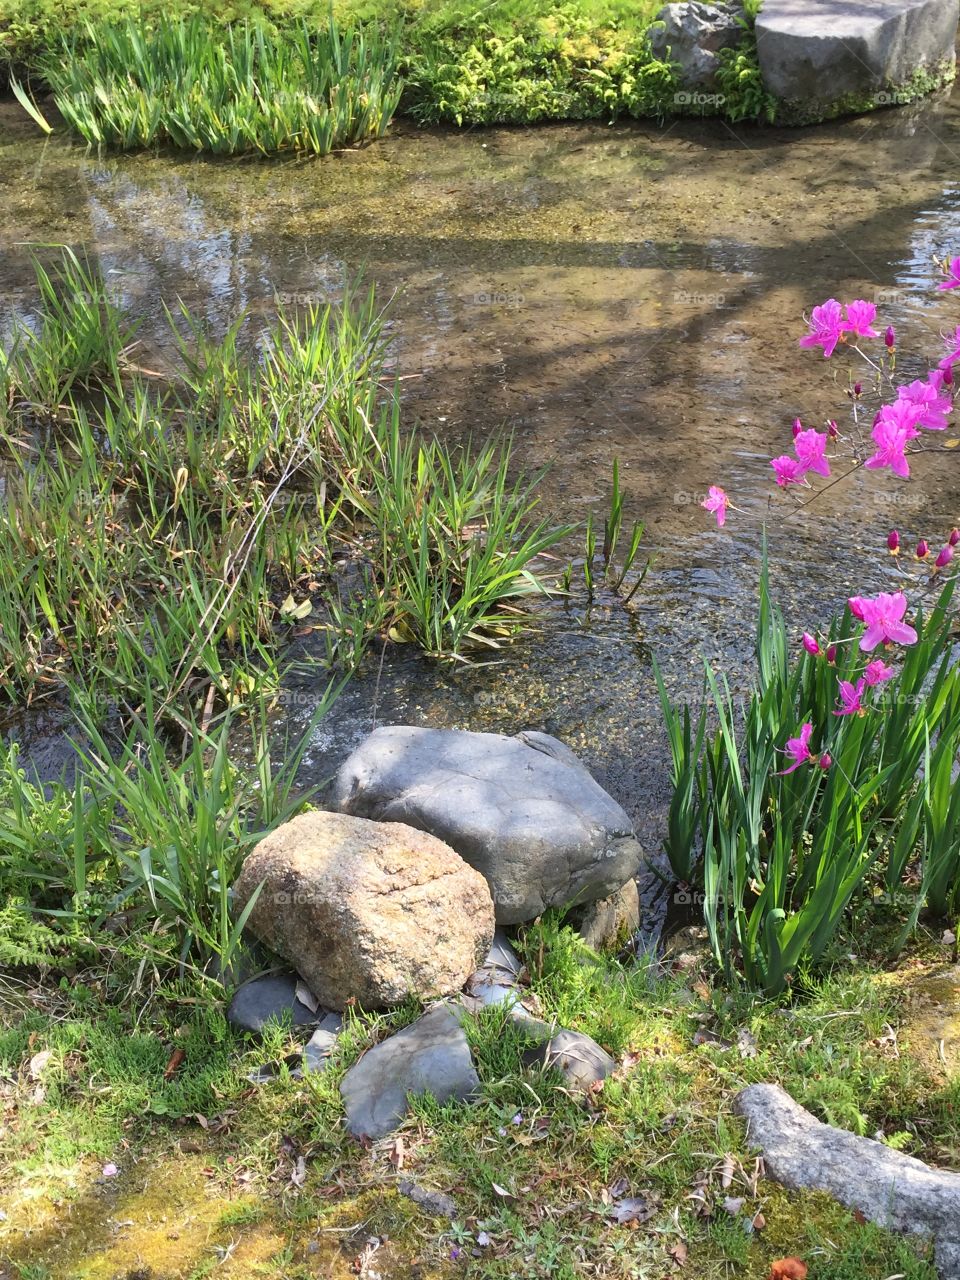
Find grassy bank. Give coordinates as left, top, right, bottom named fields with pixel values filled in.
left=0, top=245, right=578, bottom=978
left=1, top=917, right=955, bottom=1279
left=1, top=0, right=773, bottom=142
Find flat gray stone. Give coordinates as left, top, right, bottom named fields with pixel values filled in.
left=463, top=929, right=525, bottom=1008
left=527, top=1029, right=615, bottom=1092
left=649, top=2, right=746, bottom=90
left=301, top=1013, right=344, bottom=1074
left=735, top=1083, right=960, bottom=1277
left=340, top=1004, right=478, bottom=1139
left=756, top=0, right=958, bottom=122
left=333, top=726, right=643, bottom=925
left=227, top=972, right=321, bottom=1034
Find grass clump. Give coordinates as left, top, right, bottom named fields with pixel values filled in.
left=36, top=14, right=402, bottom=155
left=0, top=248, right=563, bottom=710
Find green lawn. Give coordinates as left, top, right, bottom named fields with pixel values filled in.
left=1, top=916, right=956, bottom=1280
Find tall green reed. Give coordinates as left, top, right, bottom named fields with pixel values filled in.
left=36, top=16, right=402, bottom=156
left=658, top=556, right=960, bottom=996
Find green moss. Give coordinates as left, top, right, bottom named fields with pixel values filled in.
left=772, top=58, right=957, bottom=127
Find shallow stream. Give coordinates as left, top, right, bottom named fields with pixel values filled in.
left=4, top=91, right=960, bottom=871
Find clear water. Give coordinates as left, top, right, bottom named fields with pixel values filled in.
left=4, top=92, right=960, bottom=859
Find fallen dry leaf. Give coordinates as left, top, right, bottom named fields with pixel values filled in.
left=164, top=1048, right=186, bottom=1081
left=737, top=1028, right=758, bottom=1059
left=389, top=1136, right=406, bottom=1171
left=720, top=1153, right=735, bottom=1189
left=768, top=1258, right=807, bottom=1280
left=295, top=979, right=320, bottom=1013
left=668, top=1241, right=688, bottom=1267
left=612, top=1195, right=655, bottom=1226
left=27, top=1050, right=51, bottom=1081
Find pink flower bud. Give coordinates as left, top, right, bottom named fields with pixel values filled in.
left=848, top=596, right=866, bottom=621
left=792, top=417, right=803, bottom=437
left=950, top=528, right=960, bottom=547
left=826, top=644, right=838, bottom=664
left=885, top=325, right=896, bottom=349
left=827, top=419, right=839, bottom=438
left=936, top=544, right=953, bottom=569
left=917, top=539, right=929, bottom=559
left=853, top=382, right=863, bottom=396
left=944, top=364, right=954, bottom=387
left=819, top=753, right=832, bottom=769
left=887, top=529, right=900, bottom=553
left=802, top=632, right=820, bottom=656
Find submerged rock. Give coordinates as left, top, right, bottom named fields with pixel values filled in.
left=756, top=0, right=958, bottom=124
left=232, top=810, right=494, bottom=1011
left=332, top=726, right=644, bottom=925
left=340, top=1003, right=479, bottom=1139
left=735, top=1082, right=960, bottom=1276
left=227, top=972, right=321, bottom=1034
left=649, top=2, right=746, bottom=91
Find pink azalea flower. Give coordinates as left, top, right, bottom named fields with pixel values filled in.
left=864, top=415, right=913, bottom=479
left=834, top=677, right=867, bottom=717
left=856, top=592, right=918, bottom=651
left=799, top=299, right=844, bottom=358
left=864, top=659, right=895, bottom=685
left=938, top=256, right=960, bottom=290
left=771, top=455, right=806, bottom=487
left=877, top=398, right=923, bottom=438
left=778, top=722, right=816, bottom=775
left=939, top=325, right=960, bottom=369
left=897, top=378, right=952, bottom=430
left=702, top=485, right=729, bottom=528
left=793, top=428, right=831, bottom=478
left=842, top=299, right=880, bottom=339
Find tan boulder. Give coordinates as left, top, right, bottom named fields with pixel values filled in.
left=233, top=811, right=495, bottom=1011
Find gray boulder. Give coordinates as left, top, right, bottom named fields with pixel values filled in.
left=525, top=1028, right=616, bottom=1091
left=649, top=2, right=746, bottom=92
left=735, top=1083, right=960, bottom=1276
left=341, top=1003, right=478, bottom=1138
left=756, top=0, right=958, bottom=123
left=332, top=727, right=643, bottom=926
